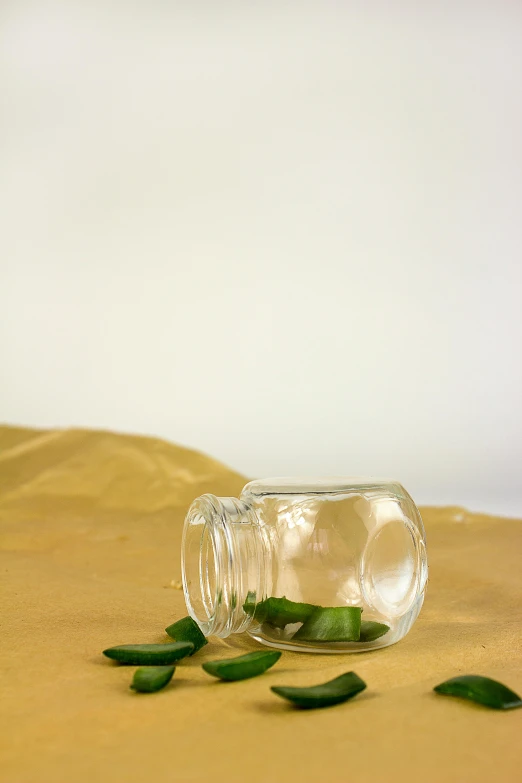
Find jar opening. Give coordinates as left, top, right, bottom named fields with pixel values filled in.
left=182, top=502, right=218, bottom=636
left=181, top=494, right=264, bottom=638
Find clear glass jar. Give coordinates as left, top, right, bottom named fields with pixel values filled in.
left=182, top=478, right=427, bottom=653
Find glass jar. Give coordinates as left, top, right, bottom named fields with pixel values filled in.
left=182, top=478, right=427, bottom=653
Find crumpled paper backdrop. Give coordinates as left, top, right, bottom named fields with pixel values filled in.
left=1, top=425, right=520, bottom=783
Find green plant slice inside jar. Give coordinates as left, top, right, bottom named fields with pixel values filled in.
left=292, top=607, right=362, bottom=642
left=244, top=595, right=318, bottom=628
left=359, top=620, right=390, bottom=642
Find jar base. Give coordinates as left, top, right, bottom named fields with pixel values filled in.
left=247, top=630, right=401, bottom=654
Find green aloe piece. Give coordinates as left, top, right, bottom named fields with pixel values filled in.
left=202, top=650, right=282, bottom=681
left=434, top=675, right=522, bottom=710
left=243, top=591, right=257, bottom=616
left=272, top=671, right=367, bottom=709
left=130, top=665, right=176, bottom=693
left=103, top=641, right=194, bottom=665
left=359, top=621, right=390, bottom=642
left=243, top=595, right=318, bottom=628
left=165, top=616, right=208, bottom=654
left=292, top=606, right=362, bottom=642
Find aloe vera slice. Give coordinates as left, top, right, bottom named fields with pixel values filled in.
left=244, top=595, right=317, bottom=628
left=242, top=591, right=257, bottom=616
left=103, top=641, right=194, bottom=665
left=272, top=671, right=366, bottom=709
left=202, top=650, right=281, bottom=681
left=130, top=665, right=176, bottom=693
left=165, top=616, right=208, bottom=654
left=434, top=675, right=522, bottom=710
left=359, top=621, right=390, bottom=642
left=292, top=606, right=362, bottom=642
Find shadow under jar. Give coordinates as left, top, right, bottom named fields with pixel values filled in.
left=182, top=478, right=428, bottom=653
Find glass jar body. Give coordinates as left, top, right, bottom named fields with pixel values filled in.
left=182, top=477, right=427, bottom=653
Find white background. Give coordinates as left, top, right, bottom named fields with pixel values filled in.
left=1, top=1, right=521, bottom=515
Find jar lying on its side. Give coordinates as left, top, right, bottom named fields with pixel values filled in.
left=182, top=477, right=428, bottom=653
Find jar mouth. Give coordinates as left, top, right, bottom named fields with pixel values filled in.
left=182, top=497, right=220, bottom=636
left=182, top=494, right=263, bottom=638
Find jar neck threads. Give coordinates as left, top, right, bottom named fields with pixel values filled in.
left=182, top=494, right=269, bottom=638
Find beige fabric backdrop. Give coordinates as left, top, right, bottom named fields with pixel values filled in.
left=1, top=426, right=520, bottom=783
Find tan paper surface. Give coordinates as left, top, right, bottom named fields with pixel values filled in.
left=1, top=425, right=521, bottom=783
